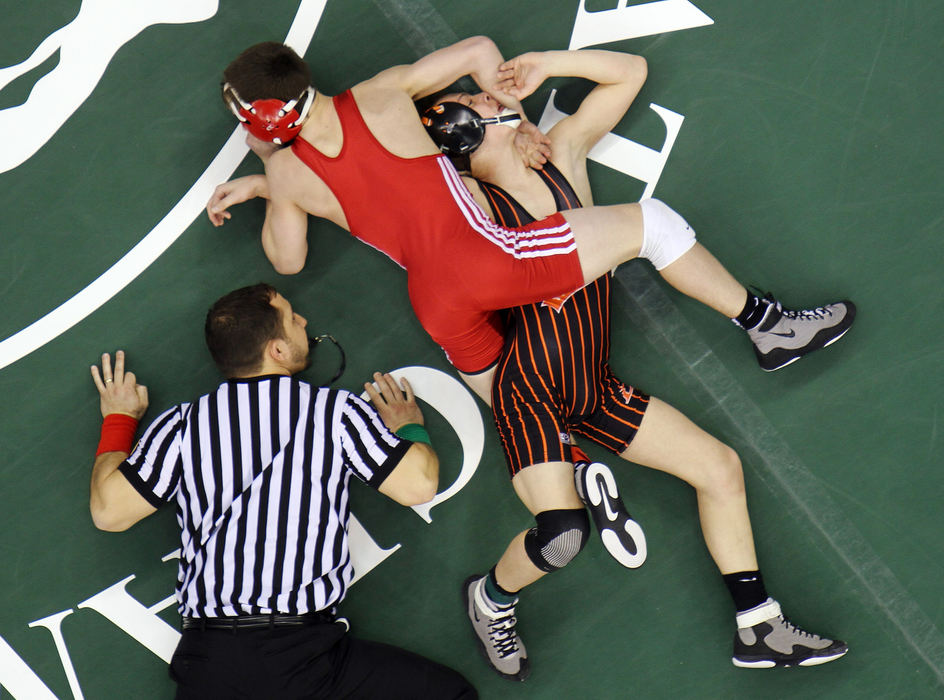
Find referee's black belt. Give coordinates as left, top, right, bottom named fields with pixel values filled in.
left=182, top=609, right=336, bottom=631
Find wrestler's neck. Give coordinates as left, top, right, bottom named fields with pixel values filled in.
left=295, top=91, right=342, bottom=155
left=471, top=129, right=540, bottom=188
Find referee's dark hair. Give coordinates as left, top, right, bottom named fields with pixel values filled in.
left=205, top=283, right=282, bottom=378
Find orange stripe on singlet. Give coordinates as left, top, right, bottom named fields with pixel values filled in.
left=485, top=183, right=561, bottom=469
left=483, top=186, right=525, bottom=227
left=512, top=384, right=549, bottom=465
left=597, top=280, right=609, bottom=376
left=518, top=309, right=558, bottom=462
left=495, top=338, right=532, bottom=464
left=558, top=302, right=579, bottom=416
left=574, top=285, right=595, bottom=417
left=538, top=167, right=581, bottom=209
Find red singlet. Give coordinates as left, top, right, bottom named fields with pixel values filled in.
left=290, top=90, right=584, bottom=373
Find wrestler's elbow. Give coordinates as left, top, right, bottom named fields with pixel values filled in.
left=271, top=257, right=305, bottom=275
left=263, top=239, right=306, bottom=274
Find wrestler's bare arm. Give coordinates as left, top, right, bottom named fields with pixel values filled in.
left=499, top=50, right=647, bottom=167
left=370, top=36, right=525, bottom=113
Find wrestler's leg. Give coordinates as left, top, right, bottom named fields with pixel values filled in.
left=493, top=461, right=585, bottom=592
left=564, top=201, right=746, bottom=317
left=619, top=396, right=847, bottom=667
left=463, top=461, right=585, bottom=681
left=564, top=201, right=855, bottom=371
left=619, top=396, right=757, bottom=573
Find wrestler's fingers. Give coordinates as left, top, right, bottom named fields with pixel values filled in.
left=101, top=353, right=113, bottom=383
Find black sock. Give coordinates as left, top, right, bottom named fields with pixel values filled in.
left=734, top=292, right=769, bottom=330
left=722, top=570, right=768, bottom=612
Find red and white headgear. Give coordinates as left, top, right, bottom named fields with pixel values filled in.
left=223, top=83, right=315, bottom=145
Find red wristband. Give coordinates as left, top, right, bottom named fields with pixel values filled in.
left=96, top=414, right=139, bottom=456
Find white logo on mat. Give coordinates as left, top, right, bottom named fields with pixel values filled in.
left=0, top=0, right=218, bottom=174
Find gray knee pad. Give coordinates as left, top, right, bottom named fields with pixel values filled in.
left=523, top=508, right=590, bottom=573
left=638, top=198, right=697, bottom=270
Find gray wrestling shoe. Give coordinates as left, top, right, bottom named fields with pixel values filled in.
left=732, top=598, right=848, bottom=668
left=747, top=295, right=856, bottom=371
left=463, top=575, right=530, bottom=681
left=574, top=459, right=647, bottom=569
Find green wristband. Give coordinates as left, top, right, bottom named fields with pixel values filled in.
left=395, top=423, right=431, bottom=445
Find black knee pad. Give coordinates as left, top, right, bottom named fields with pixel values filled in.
left=523, top=508, right=590, bottom=573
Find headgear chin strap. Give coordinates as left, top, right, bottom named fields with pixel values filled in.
left=422, top=101, right=522, bottom=156
left=223, top=83, right=315, bottom=145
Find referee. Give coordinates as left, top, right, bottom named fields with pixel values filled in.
left=88, top=283, right=476, bottom=699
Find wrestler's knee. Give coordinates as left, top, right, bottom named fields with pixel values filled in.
left=523, top=508, right=591, bottom=572
left=638, top=198, right=697, bottom=270
left=703, top=444, right=745, bottom=500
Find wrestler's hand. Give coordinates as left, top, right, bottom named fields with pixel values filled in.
left=206, top=175, right=267, bottom=227
left=496, top=52, right=549, bottom=101
left=91, top=350, right=148, bottom=420
left=514, top=121, right=551, bottom=169
left=364, top=372, right=423, bottom=432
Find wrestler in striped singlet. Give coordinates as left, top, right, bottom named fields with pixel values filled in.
left=480, top=162, right=651, bottom=476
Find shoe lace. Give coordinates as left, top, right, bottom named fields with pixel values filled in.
left=779, top=615, right=818, bottom=640
left=487, top=608, right=520, bottom=658
left=755, top=290, right=835, bottom=323
left=780, top=306, right=833, bottom=321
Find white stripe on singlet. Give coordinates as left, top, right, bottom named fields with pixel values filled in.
left=435, top=157, right=577, bottom=257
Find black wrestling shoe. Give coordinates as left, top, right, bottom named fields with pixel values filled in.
left=574, top=457, right=646, bottom=569
left=746, top=295, right=856, bottom=371
left=732, top=598, right=848, bottom=668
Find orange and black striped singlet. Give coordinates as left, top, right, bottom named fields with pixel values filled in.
left=480, top=162, right=649, bottom=475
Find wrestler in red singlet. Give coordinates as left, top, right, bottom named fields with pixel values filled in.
left=290, top=90, right=584, bottom=373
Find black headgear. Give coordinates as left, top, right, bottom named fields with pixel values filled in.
left=421, top=102, right=521, bottom=156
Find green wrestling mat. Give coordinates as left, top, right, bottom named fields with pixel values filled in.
left=1, top=1, right=942, bottom=697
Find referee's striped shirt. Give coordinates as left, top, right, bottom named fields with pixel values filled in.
left=118, top=374, right=409, bottom=618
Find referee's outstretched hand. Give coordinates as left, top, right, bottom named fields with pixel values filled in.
left=364, top=372, right=423, bottom=433
left=91, top=350, right=149, bottom=420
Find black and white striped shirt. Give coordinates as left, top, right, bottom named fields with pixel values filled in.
left=119, top=374, right=409, bottom=617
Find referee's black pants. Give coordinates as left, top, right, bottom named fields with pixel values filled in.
left=170, top=621, right=477, bottom=699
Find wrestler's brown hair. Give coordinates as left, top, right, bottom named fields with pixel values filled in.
left=222, top=42, right=312, bottom=104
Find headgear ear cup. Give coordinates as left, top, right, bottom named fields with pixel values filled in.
left=223, top=83, right=314, bottom=145
left=422, top=102, right=486, bottom=156
left=422, top=102, right=523, bottom=156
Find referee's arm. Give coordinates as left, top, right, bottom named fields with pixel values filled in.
left=90, top=452, right=158, bottom=531
left=89, top=351, right=157, bottom=532
left=379, top=442, right=439, bottom=506
left=364, top=372, right=439, bottom=506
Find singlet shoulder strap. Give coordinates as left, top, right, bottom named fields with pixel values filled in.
left=476, top=160, right=583, bottom=226
left=290, top=90, right=374, bottom=164
left=535, top=161, right=582, bottom=211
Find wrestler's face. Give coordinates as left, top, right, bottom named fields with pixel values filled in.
left=244, top=128, right=280, bottom=158
left=438, top=92, right=501, bottom=119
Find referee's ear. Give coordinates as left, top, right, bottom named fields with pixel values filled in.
left=261, top=337, right=292, bottom=375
